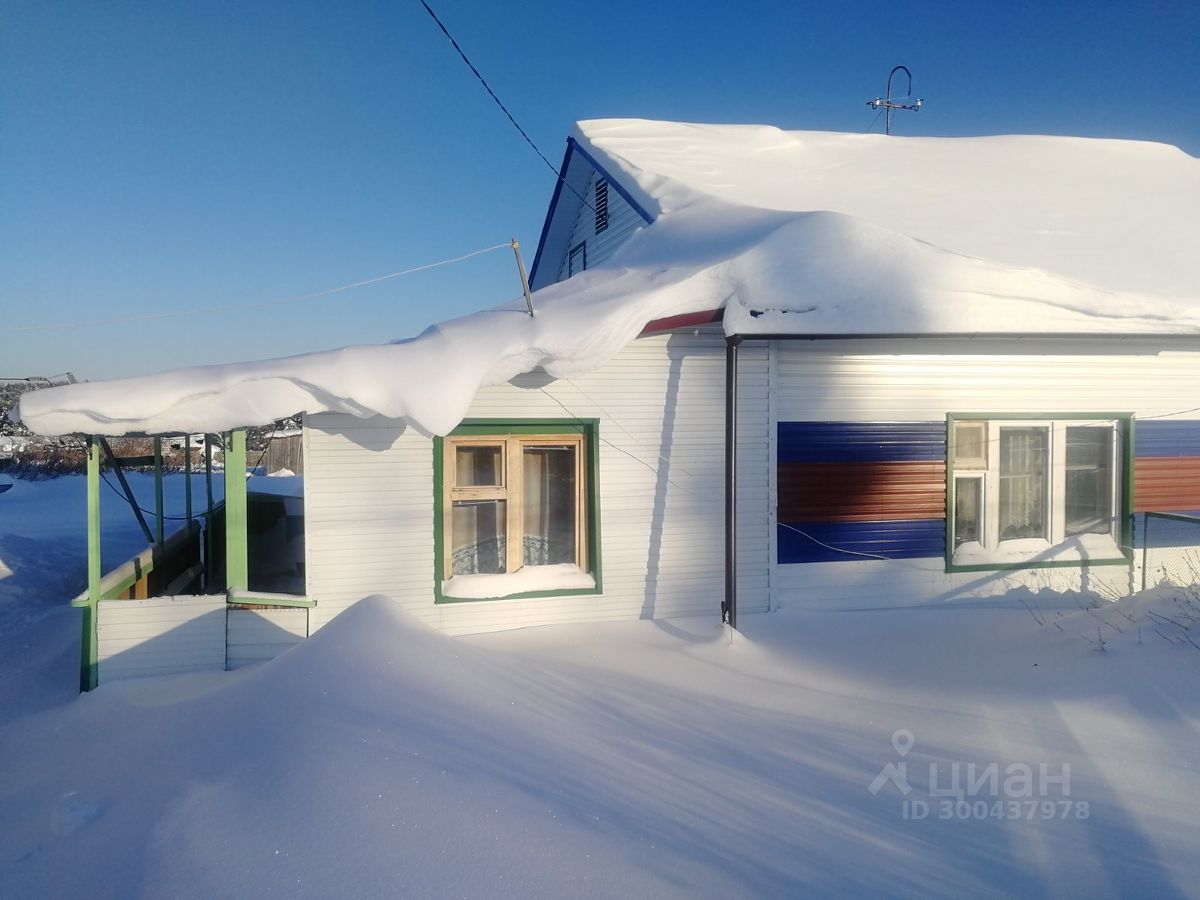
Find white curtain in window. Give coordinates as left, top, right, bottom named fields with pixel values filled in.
left=999, top=428, right=1047, bottom=540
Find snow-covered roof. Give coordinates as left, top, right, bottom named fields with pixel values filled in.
left=18, top=119, right=1200, bottom=437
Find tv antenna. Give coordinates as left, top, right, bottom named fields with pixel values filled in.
left=866, top=65, right=923, bottom=135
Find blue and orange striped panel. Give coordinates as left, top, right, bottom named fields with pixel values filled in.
left=1134, top=420, right=1200, bottom=512
left=778, top=422, right=946, bottom=564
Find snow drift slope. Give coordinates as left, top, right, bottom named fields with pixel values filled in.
left=2, top=592, right=1200, bottom=898
left=17, top=122, right=1200, bottom=436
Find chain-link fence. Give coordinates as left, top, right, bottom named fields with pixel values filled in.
left=1141, top=512, right=1200, bottom=591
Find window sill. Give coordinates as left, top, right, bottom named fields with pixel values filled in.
left=439, top=563, right=597, bottom=602
left=949, top=534, right=1130, bottom=572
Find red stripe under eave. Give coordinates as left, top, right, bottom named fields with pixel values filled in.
left=639, top=308, right=724, bottom=335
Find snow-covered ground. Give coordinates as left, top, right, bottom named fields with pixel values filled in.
left=0, top=473, right=219, bottom=632
left=2, top=476, right=1199, bottom=898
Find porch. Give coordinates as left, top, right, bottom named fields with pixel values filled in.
left=74, top=429, right=311, bottom=689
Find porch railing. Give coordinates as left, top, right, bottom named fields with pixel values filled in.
left=70, top=519, right=203, bottom=607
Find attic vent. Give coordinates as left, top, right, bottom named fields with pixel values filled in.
left=594, top=179, right=609, bottom=233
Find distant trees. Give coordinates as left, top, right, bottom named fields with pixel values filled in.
left=0, top=376, right=301, bottom=478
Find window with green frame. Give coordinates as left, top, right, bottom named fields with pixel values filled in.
left=433, top=420, right=602, bottom=602
left=945, top=414, right=1133, bottom=572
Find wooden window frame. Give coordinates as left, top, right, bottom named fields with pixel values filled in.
left=442, top=433, right=587, bottom=579
left=433, top=419, right=603, bottom=603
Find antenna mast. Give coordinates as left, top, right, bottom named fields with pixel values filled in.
left=867, top=65, right=923, bottom=134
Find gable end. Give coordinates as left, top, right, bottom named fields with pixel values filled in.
left=529, top=137, right=655, bottom=291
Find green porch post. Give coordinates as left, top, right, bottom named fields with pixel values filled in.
left=205, top=435, right=214, bottom=511
left=204, top=436, right=214, bottom=590
left=82, top=437, right=101, bottom=692
left=225, top=429, right=248, bottom=592
left=153, top=436, right=165, bottom=545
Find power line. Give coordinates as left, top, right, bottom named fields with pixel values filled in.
left=8, top=242, right=511, bottom=334
left=417, top=1, right=592, bottom=211
left=99, top=424, right=278, bottom=526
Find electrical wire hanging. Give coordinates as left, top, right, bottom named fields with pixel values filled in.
left=98, top=425, right=279, bottom=526
left=417, top=1, right=592, bottom=211
left=9, top=242, right=511, bottom=333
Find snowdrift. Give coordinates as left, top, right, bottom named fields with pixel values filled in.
left=3, top=589, right=1200, bottom=897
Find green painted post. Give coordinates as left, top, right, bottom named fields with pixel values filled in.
left=153, top=436, right=164, bottom=545
left=82, top=438, right=101, bottom=692
left=205, top=436, right=214, bottom=511
left=205, top=436, right=214, bottom=590
left=184, top=434, right=193, bottom=521
left=224, top=429, right=249, bottom=592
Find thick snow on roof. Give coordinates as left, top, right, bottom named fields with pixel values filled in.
left=19, top=119, right=1200, bottom=436
left=577, top=121, right=1199, bottom=301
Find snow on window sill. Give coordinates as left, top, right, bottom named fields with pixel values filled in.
left=441, top=563, right=596, bottom=600
left=952, top=533, right=1125, bottom=567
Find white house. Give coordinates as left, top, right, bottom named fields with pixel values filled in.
left=18, top=119, right=1200, bottom=688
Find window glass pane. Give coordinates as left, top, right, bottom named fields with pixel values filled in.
left=954, top=477, right=982, bottom=547
left=451, top=499, right=506, bottom=574
left=455, top=445, right=502, bottom=487
left=568, top=244, right=586, bottom=276
left=522, top=445, right=577, bottom=566
left=999, top=428, right=1047, bottom=540
left=1066, top=426, right=1113, bottom=536
left=953, top=422, right=986, bottom=466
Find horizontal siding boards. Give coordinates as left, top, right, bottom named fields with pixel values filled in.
left=555, top=169, right=644, bottom=283
left=1139, top=511, right=1200, bottom=551
left=776, top=421, right=948, bottom=564
left=774, top=557, right=1133, bottom=610
left=778, top=421, right=946, bottom=463
left=768, top=343, right=1200, bottom=605
left=227, top=608, right=307, bottom=669
left=1133, top=457, right=1200, bottom=511
left=778, top=460, right=946, bottom=522
left=1133, top=422, right=1200, bottom=512
left=778, top=520, right=945, bottom=564
left=772, top=341, right=1200, bottom=423
left=304, top=334, right=770, bottom=634
left=1134, top=420, right=1200, bottom=457
left=97, top=595, right=226, bottom=683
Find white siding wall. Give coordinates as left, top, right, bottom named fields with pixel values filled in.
left=771, top=341, right=1200, bottom=609
left=227, top=608, right=308, bottom=669
left=554, top=170, right=645, bottom=283
left=97, top=595, right=226, bottom=682
left=304, top=333, right=768, bottom=635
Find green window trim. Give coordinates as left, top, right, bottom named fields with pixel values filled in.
left=945, top=412, right=1135, bottom=574
left=433, top=418, right=603, bottom=604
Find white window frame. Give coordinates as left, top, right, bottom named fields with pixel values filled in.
left=952, top=470, right=986, bottom=549
left=949, top=417, right=1125, bottom=567
left=952, top=420, right=988, bottom=470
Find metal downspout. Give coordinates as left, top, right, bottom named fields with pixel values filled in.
left=724, top=335, right=741, bottom=628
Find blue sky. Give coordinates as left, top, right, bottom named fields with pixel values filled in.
left=2, top=1, right=1197, bottom=380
